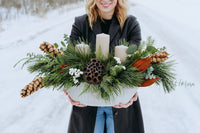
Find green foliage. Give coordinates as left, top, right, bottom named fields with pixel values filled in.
left=152, top=60, right=176, bottom=92
left=64, top=34, right=71, bottom=44
left=126, top=44, right=137, bottom=54
left=14, top=36, right=176, bottom=100
left=110, top=65, right=125, bottom=77
left=139, top=37, right=158, bottom=58
left=54, top=43, right=59, bottom=48
left=14, top=53, right=46, bottom=69
left=124, top=37, right=158, bottom=68
left=79, top=83, right=90, bottom=96
left=61, top=41, right=66, bottom=47
left=62, top=43, right=94, bottom=69
left=117, top=38, right=130, bottom=46
left=118, top=67, right=144, bottom=87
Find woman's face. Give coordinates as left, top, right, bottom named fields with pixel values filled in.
left=95, top=0, right=117, bottom=14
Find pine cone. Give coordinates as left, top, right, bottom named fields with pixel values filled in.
left=83, top=58, right=105, bottom=84
left=39, top=41, right=63, bottom=56
left=21, top=77, right=44, bottom=98
left=151, top=51, right=169, bottom=63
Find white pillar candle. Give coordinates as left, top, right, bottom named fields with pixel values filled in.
left=75, top=43, right=89, bottom=54
left=115, top=45, right=128, bottom=62
left=96, top=33, right=110, bottom=59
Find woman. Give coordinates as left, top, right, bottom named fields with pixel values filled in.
left=66, top=0, right=144, bottom=133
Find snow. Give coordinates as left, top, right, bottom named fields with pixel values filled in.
left=0, top=0, right=200, bottom=133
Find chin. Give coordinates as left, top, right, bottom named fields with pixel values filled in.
left=100, top=7, right=114, bottom=13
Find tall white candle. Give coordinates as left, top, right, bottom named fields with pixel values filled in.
left=96, top=33, right=110, bottom=59
left=75, top=43, right=89, bottom=54
left=115, top=45, right=128, bottom=62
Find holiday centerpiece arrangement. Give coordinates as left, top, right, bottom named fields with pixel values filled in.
left=14, top=34, right=176, bottom=106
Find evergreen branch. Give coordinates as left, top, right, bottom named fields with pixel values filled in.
left=14, top=53, right=44, bottom=69
left=118, top=67, right=144, bottom=87
left=117, top=38, right=130, bottom=46
left=152, top=60, right=176, bottom=92
left=79, top=83, right=90, bottom=96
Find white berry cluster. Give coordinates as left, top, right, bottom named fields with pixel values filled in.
left=114, top=57, right=121, bottom=64
left=114, top=65, right=126, bottom=70
left=69, top=68, right=83, bottom=84
left=144, top=66, right=156, bottom=79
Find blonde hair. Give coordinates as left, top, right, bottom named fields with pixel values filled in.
left=86, top=0, right=128, bottom=30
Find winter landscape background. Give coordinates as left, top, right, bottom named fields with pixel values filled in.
left=0, top=0, right=199, bottom=133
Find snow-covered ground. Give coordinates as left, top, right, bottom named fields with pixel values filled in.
left=0, top=0, right=200, bottom=133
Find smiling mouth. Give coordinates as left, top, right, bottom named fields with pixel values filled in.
left=101, top=3, right=111, bottom=8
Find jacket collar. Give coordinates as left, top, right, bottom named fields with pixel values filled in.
left=92, top=13, right=121, bottom=44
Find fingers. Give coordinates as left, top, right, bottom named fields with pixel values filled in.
left=113, top=102, right=129, bottom=108
left=121, top=101, right=132, bottom=108
left=63, top=90, right=86, bottom=107
left=131, top=92, right=138, bottom=102
left=77, top=104, right=87, bottom=107
left=113, top=104, right=121, bottom=108
left=68, top=95, right=80, bottom=105
left=114, top=102, right=132, bottom=108
left=113, top=92, right=138, bottom=108
left=67, top=95, right=87, bottom=107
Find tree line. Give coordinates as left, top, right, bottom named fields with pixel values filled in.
left=0, top=0, right=83, bottom=22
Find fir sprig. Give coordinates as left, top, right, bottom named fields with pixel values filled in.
left=118, top=67, right=144, bottom=87
left=152, top=60, right=176, bottom=92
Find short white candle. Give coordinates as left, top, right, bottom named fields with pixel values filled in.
left=96, top=33, right=110, bottom=59
left=115, top=45, right=128, bottom=62
left=75, top=43, right=89, bottom=54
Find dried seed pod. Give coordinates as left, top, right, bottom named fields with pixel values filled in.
left=151, top=51, right=169, bottom=63
left=83, top=58, right=105, bottom=84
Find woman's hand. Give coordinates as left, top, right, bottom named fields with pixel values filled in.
left=113, top=92, right=138, bottom=108
left=64, top=90, right=87, bottom=107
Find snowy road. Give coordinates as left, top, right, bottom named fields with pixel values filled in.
left=130, top=2, right=200, bottom=132
left=0, top=1, right=200, bottom=133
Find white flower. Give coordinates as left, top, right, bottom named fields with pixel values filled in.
left=114, top=65, right=126, bottom=70
left=114, top=57, right=121, bottom=64
left=72, top=77, right=78, bottom=84
left=74, top=72, right=78, bottom=76
left=76, top=73, right=81, bottom=78
left=69, top=68, right=83, bottom=84
left=69, top=68, right=74, bottom=75
left=73, top=79, right=79, bottom=84
left=122, top=66, right=126, bottom=70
